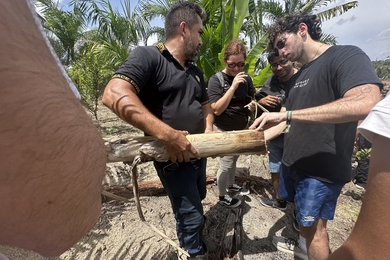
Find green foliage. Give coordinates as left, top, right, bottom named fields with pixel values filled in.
left=355, top=148, right=371, bottom=161
left=68, top=46, right=112, bottom=120
left=197, top=0, right=271, bottom=85
left=37, top=1, right=87, bottom=65
left=372, top=59, right=390, bottom=80
left=36, top=0, right=361, bottom=116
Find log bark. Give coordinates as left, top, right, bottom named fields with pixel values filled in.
left=105, top=130, right=266, bottom=163
left=218, top=199, right=245, bottom=259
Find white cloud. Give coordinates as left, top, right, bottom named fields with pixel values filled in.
left=321, top=0, right=390, bottom=60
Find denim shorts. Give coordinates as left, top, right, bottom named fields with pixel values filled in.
left=267, top=136, right=284, bottom=173
left=279, top=164, right=344, bottom=227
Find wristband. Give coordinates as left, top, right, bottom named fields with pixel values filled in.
left=283, top=110, right=292, bottom=133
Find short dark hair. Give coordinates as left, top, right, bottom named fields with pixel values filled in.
left=267, top=50, right=279, bottom=63
left=165, top=1, right=207, bottom=41
left=223, top=39, right=247, bottom=61
left=267, top=13, right=322, bottom=51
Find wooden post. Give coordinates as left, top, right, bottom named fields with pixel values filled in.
left=105, top=130, right=266, bottom=163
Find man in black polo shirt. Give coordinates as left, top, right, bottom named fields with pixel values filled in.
left=102, top=1, right=213, bottom=259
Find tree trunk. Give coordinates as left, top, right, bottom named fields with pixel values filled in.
left=105, top=130, right=266, bottom=163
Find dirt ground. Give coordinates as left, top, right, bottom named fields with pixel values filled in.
left=0, top=103, right=365, bottom=260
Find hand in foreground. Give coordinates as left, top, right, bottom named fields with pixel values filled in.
left=259, top=95, right=280, bottom=108
left=162, top=130, right=200, bottom=162
left=249, top=111, right=287, bottom=131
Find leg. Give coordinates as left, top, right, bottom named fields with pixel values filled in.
left=277, top=164, right=295, bottom=203
left=154, top=159, right=206, bottom=256
left=227, top=155, right=239, bottom=187
left=354, top=158, right=370, bottom=189
left=217, top=155, right=241, bottom=207
left=300, top=219, right=330, bottom=260
left=295, top=176, right=344, bottom=260
left=271, top=172, right=281, bottom=200
left=267, top=136, right=284, bottom=200
left=217, top=155, right=237, bottom=196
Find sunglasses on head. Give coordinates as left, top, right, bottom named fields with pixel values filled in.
left=226, top=62, right=245, bottom=68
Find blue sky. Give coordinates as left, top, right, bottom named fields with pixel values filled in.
left=57, top=0, right=390, bottom=61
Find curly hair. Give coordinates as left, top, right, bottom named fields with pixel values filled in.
left=267, top=13, right=322, bottom=51
left=223, top=39, right=247, bottom=61
left=165, top=1, right=207, bottom=41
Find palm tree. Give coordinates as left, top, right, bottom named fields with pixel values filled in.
left=35, top=0, right=88, bottom=66
left=69, top=0, right=155, bottom=70
left=243, top=0, right=358, bottom=48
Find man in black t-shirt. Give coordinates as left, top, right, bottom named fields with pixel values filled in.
left=102, top=2, right=213, bottom=259
left=250, top=13, right=382, bottom=260
left=255, top=51, right=297, bottom=212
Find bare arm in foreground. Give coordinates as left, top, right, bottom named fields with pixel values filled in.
left=0, top=0, right=106, bottom=257
left=328, top=133, right=390, bottom=259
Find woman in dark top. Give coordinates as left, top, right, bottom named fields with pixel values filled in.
left=207, top=39, right=255, bottom=207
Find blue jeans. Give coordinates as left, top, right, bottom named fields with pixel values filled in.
left=154, top=158, right=207, bottom=256
left=267, top=135, right=284, bottom=173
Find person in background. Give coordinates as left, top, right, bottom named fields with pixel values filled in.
left=256, top=50, right=297, bottom=212
left=102, top=1, right=213, bottom=259
left=207, top=39, right=255, bottom=208
left=0, top=0, right=107, bottom=258
left=250, top=13, right=382, bottom=260
left=352, top=130, right=372, bottom=190
left=328, top=92, right=390, bottom=260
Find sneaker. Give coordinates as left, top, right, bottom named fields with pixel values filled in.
left=352, top=178, right=367, bottom=190
left=226, top=184, right=250, bottom=195
left=272, top=235, right=308, bottom=260
left=355, top=183, right=366, bottom=190
left=188, top=253, right=208, bottom=259
left=219, top=194, right=241, bottom=208
left=292, top=210, right=299, bottom=232
left=259, top=197, right=287, bottom=211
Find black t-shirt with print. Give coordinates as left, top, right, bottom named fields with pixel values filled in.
left=283, top=45, right=383, bottom=183
left=114, top=43, right=209, bottom=134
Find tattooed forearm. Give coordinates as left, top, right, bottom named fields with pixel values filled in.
left=290, top=84, right=381, bottom=124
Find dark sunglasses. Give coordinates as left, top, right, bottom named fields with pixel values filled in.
left=276, top=39, right=286, bottom=50
left=270, top=59, right=289, bottom=69
left=275, top=33, right=291, bottom=50
left=226, top=62, right=245, bottom=68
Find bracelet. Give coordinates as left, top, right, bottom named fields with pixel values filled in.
left=283, top=110, right=292, bottom=133
left=287, top=110, right=292, bottom=123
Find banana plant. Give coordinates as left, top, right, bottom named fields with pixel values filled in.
left=197, top=0, right=271, bottom=86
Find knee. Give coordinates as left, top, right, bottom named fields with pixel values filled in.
left=300, top=221, right=328, bottom=242
left=178, top=211, right=204, bottom=233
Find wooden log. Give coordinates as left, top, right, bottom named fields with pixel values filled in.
left=105, top=130, right=266, bottom=163
left=235, top=206, right=244, bottom=260
left=219, top=210, right=237, bottom=259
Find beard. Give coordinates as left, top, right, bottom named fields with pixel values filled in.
left=184, top=37, right=199, bottom=63
left=291, top=40, right=304, bottom=63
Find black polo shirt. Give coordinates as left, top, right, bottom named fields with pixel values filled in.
left=113, top=43, right=209, bottom=134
